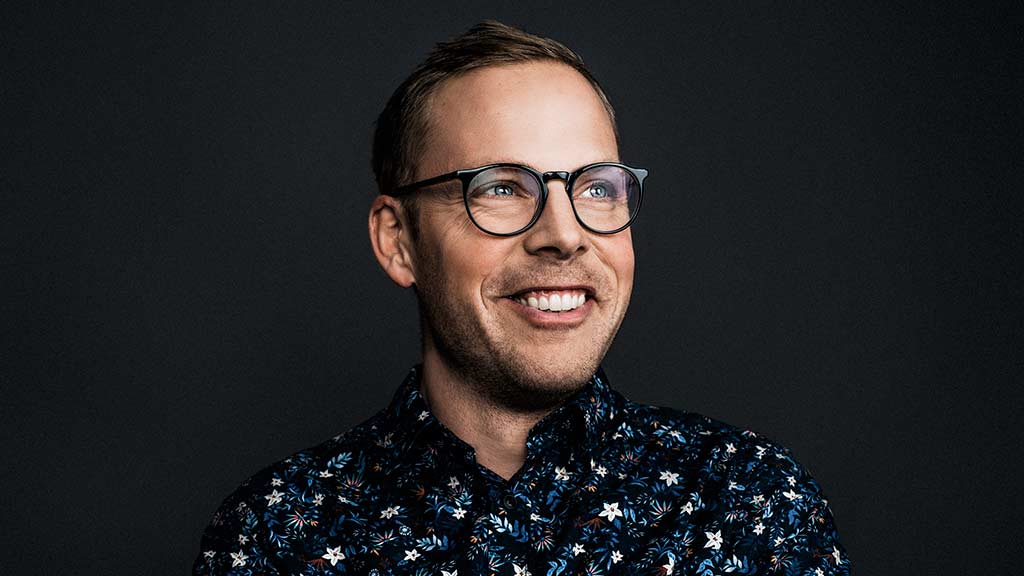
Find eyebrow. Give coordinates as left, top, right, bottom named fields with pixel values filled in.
left=469, top=158, right=531, bottom=168
left=473, top=158, right=619, bottom=171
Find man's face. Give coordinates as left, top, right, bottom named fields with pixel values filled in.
left=409, top=61, right=634, bottom=410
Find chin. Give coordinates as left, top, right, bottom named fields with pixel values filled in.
left=418, top=289, right=612, bottom=412
left=517, top=357, right=594, bottom=387
left=484, top=354, right=599, bottom=412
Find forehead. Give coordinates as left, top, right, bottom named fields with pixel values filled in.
left=417, top=61, right=619, bottom=177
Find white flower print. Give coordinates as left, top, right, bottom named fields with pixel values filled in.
left=322, top=546, right=345, bottom=566
left=264, top=490, right=283, bottom=506
left=230, top=550, right=248, bottom=567
left=599, top=502, right=623, bottom=521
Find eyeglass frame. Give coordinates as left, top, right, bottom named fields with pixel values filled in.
left=384, top=161, right=648, bottom=237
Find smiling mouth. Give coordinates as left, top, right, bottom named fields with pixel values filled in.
left=505, top=289, right=589, bottom=313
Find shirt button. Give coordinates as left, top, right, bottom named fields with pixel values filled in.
left=503, top=495, right=515, bottom=509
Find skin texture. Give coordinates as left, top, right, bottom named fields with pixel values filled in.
left=369, top=61, right=634, bottom=479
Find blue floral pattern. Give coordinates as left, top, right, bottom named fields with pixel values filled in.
left=194, top=365, right=849, bottom=575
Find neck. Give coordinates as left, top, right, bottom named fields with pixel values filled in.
left=420, top=349, right=552, bottom=481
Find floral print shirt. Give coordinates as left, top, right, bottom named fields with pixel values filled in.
left=194, top=365, right=850, bottom=575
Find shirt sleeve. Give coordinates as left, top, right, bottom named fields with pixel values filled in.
left=751, top=446, right=851, bottom=575
left=192, top=487, right=282, bottom=576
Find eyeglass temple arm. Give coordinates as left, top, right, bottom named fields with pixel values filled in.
left=386, top=170, right=461, bottom=197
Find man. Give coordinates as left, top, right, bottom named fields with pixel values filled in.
left=194, top=21, right=849, bottom=576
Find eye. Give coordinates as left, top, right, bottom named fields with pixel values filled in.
left=580, top=183, right=611, bottom=199
left=487, top=184, right=516, bottom=197
left=471, top=181, right=528, bottom=199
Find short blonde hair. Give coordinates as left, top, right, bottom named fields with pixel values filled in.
left=370, top=20, right=618, bottom=237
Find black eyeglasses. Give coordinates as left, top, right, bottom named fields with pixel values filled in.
left=386, top=162, right=647, bottom=236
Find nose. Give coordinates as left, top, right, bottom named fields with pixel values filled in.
left=521, top=179, right=588, bottom=259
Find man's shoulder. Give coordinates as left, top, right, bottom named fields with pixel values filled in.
left=621, top=400, right=737, bottom=432
left=194, top=404, right=402, bottom=573
left=621, top=399, right=770, bottom=444
left=612, top=400, right=849, bottom=571
left=618, top=399, right=812, bottom=479
left=202, top=407, right=392, bottom=522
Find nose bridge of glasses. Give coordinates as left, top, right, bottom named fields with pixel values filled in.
left=541, top=171, right=571, bottom=183
left=540, top=171, right=573, bottom=196
left=533, top=170, right=581, bottom=234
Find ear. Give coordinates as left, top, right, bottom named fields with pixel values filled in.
left=368, top=195, right=417, bottom=288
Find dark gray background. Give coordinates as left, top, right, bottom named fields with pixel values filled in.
left=4, top=2, right=1021, bottom=575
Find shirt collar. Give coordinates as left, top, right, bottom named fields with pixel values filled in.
left=524, top=365, right=622, bottom=457
left=384, top=364, right=625, bottom=466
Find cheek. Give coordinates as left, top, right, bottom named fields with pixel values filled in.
left=605, top=236, right=635, bottom=286
left=619, top=256, right=635, bottom=305
left=416, top=207, right=477, bottom=282
left=435, top=227, right=507, bottom=298
left=621, top=245, right=636, bottom=279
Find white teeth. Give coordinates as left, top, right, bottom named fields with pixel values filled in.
left=550, top=294, right=562, bottom=311
left=513, top=290, right=588, bottom=313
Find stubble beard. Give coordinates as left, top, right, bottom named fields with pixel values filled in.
left=414, top=264, right=623, bottom=414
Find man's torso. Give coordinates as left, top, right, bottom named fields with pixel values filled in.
left=194, top=366, right=849, bottom=575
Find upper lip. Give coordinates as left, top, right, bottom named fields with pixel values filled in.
left=507, top=285, right=595, bottom=298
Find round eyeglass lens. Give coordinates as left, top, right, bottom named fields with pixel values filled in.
left=571, top=164, right=640, bottom=233
left=465, top=166, right=543, bottom=234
